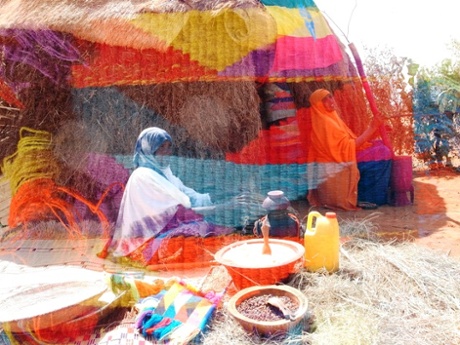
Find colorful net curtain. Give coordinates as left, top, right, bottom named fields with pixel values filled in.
left=0, top=0, right=380, bottom=233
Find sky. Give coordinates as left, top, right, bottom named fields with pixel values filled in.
left=314, top=0, right=460, bottom=67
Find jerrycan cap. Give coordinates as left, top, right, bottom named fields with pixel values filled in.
left=326, top=212, right=337, bottom=219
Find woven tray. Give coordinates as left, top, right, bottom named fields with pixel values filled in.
left=0, top=280, right=107, bottom=333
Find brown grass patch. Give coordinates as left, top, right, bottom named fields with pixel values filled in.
left=203, top=236, right=460, bottom=344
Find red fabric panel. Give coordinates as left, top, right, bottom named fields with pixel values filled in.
left=72, top=44, right=218, bottom=87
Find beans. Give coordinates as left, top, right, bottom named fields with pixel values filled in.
left=236, top=294, right=299, bottom=322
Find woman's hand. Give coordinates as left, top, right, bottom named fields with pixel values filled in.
left=356, top=115, right=385, bottom=148
left=370, top=115, right=384, bottom=130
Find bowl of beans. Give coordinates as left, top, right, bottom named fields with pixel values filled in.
left=226, top=284, right=309, bottom=337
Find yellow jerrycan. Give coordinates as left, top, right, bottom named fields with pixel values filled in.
left=304, top=211, right=340, bottom=273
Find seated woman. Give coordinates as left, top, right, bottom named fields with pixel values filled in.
left=106, top=127, right=234, bottom=266
left=307, top=88, right=391, bottom=211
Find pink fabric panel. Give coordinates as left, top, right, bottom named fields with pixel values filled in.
left=271, top=35, right=343, bottom=72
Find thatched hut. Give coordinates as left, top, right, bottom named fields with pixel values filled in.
left=0, top=0, right=376, bottom=228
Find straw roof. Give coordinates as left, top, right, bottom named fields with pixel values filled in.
left=0, top=0, right=265, bottom=47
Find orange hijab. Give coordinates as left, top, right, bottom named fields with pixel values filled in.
left=309, top=89, right=357, bottom=163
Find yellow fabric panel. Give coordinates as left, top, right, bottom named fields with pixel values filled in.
left=131, top=9, right=277, bottom=71
left=162, top=282, right=184, bottom=309
left=131, top=12, right=190, bottom=48
left=265, top=6, right=333, bottom=38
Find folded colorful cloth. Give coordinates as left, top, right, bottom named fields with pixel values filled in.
left=135, top=280, right=222, bottom=344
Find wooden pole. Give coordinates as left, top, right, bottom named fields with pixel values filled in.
left=348, top=43, right=394, bottom=156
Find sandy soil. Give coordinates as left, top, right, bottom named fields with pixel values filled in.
left=294, top=166, right=460, bottom=257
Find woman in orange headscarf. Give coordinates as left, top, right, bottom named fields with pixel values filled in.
left=307, top=89, right=383, bottom=210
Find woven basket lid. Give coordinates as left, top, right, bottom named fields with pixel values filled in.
left=0, top=279, right=107, bottom=328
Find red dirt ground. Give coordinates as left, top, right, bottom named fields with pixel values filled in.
left=294, top=167, right=460, bottom=257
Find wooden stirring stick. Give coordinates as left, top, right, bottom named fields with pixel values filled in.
left=261, top=217, right=272, bottom=255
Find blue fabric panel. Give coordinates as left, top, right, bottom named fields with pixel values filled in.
left=357, top=160, right=392, bottom=205
left=115, top=155, right=309, bottom=227
left=260, top=0, right=317, bottom=9
left=116, top=155, right=310, bottom=201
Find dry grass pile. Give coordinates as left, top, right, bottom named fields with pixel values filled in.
left=54, top=80, right=262, bottom=160
left=120, top=81, right=262, bottom=153
left=203, top=238, right=460, bottom=345
left=339, top=212, right=382, bottom=241
left=1, top=220, right=109, bottom=242
left=0, top=0, right=264, bottom=29
left=52, top=120, right=108, bottom=170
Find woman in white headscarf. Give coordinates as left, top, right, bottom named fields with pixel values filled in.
left=107, top=127, right=231, bottom=265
